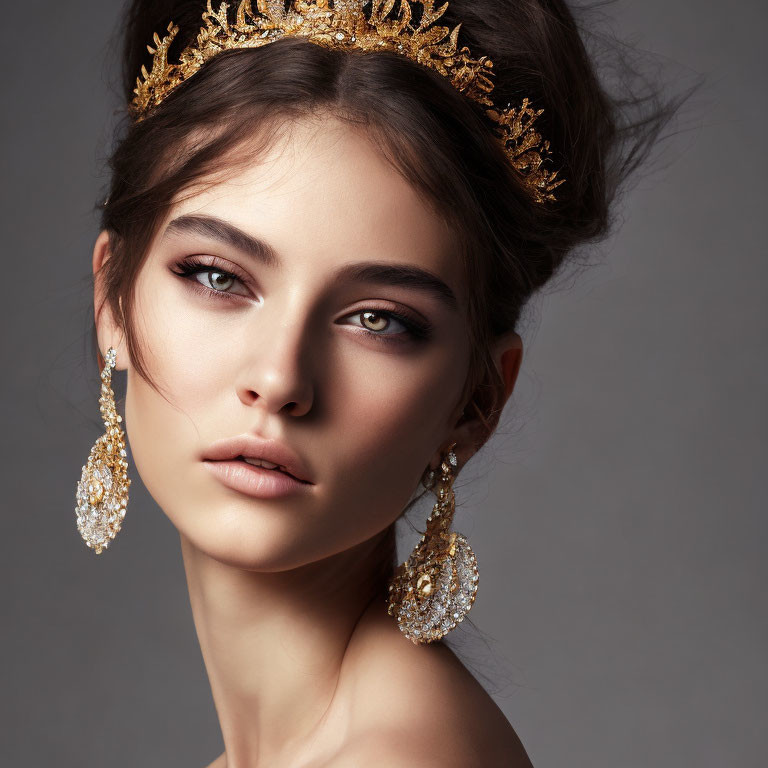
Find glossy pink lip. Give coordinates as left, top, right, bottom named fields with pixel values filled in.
left=202, top=458, right=312, bottom=498
left=201, top=434, right=313, bottom=484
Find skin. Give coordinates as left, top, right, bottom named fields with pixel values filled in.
left=92, top=114, right=529, bottom=767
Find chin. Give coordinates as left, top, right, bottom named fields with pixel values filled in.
left=175, top=506, right=329, bottom=572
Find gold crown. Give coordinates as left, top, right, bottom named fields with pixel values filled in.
left=131, top=0, right=565, bottom=203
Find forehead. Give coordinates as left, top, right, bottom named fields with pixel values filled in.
left=160, top=117, right=463, bottom=300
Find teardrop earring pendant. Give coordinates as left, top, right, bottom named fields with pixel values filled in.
left=387, top=443, right=479, bottom=644
left=74, top=347, right=131, bottom=554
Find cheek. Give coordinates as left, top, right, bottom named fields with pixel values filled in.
left=129, top=266, right=237, bottom=410
left=122, top=272, right=230, bottom=522
left=313, top=343, right=465, bottom=540
left=136, top=273, right=234, bottom=402
left=333, top=336, right=464, bottom=449
left=340, top=363, right=454, bottom=465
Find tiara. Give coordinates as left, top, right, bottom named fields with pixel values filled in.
left=131, top=0, right=565, bottom=203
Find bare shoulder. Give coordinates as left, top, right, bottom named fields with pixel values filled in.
left=329, top=611, right=535, bottom=768
left=325, top=722, right=532, bottom=767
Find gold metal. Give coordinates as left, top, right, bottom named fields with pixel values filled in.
left=131, top=0, right=565, bottom=202
left=74, top=347, right=131, bottom=554
left=387, top=442, right=479, bottom=643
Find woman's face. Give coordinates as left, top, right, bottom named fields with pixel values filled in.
left=95, top=116, right=475, bottom=571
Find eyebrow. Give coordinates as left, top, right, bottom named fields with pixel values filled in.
left=162, top=213, right=459, bottom=312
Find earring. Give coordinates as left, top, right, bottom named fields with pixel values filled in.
left=74, top=347, right=131, bottom=554
left=387, top=442, right=479, bottom=644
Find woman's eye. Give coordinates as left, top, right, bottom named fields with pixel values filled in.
left=344, top=309, right=432, bottom=344
left=171, top=260, right=249, bottom=298
left=348, top=310, right=408, bottom=336
left=194, top=269, right=241, bottom=294
left=172, top=259, right=431, bottom=343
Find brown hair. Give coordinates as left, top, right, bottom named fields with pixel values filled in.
left=94, top=1, right=695, bottom=587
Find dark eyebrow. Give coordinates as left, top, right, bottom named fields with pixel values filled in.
left=332, top=261, right=459, bottom=312
left=162, top=213, right=459, bottom=312
left=163, top=213, right=280, bottom=268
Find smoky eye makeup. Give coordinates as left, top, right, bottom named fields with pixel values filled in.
left=170, top=255, right=253, bottom=298
left=169, top=256, right=435, bottom=345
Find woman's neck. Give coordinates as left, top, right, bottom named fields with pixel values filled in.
left=179, top=527, right=395, bottom=768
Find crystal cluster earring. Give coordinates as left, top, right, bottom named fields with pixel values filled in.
left=387, top=442, right=479, bottom=643
left=74, top=347, right=131, bottom=554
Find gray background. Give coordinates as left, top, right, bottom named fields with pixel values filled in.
left=1, top=1, right=765, bottom=766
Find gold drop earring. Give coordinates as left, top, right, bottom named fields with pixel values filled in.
left=387, top=442, right=479, bottom=643
left=74, top=346, right=131, bottom=554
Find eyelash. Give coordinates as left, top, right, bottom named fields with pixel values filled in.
left=170, top=257, right=433, bottom=344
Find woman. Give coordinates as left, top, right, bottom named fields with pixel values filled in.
left=77, top=0, right=683, bottom=764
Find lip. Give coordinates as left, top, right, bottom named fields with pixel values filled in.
left=202, top=458, right=312, bottom=498
left=201, top=434, right=313, bottom=484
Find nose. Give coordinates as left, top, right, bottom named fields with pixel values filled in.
left=235, top=305, right=315, bottom=417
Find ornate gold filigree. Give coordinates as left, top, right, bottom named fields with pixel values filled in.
left=131, top=0, right=565, bottom=202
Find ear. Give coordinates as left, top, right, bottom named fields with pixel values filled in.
left=427, top=330, right=523, bottom=473
left=93, top=229, right=128, bottom=371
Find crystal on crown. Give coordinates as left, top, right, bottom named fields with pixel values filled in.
left=130, top=0, right=565, bottom=203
